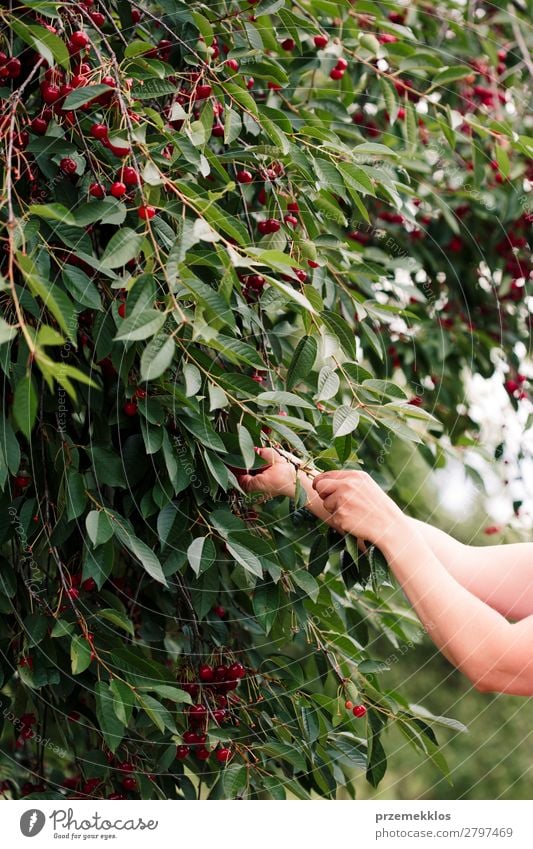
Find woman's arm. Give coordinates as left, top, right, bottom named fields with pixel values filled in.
left=408, top=520, right=533, bottom=621
left=239, top=450, right=533, bottom=621
left=312, top=471, right=533, bottom=696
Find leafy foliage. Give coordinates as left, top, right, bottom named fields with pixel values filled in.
left=0, top=0, right=530, bottom=800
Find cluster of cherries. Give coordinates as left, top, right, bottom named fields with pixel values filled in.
left=0, top=51, right=21, bottom=80
left=176, top=660, right=247, bottom=765
left=344, top=701, right=367, bottom=719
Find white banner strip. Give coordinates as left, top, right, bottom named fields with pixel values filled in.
left=2, top=799, right=532, bottom=848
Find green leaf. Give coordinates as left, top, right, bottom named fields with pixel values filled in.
left=9, top=19, right=70, bottom=69
left=62, top=85, right=112, bottom=110
left=187, top=536, right=216, bottom=576
left=85, top=510, right=114, bottom=547
left=98, top=608, right=135, bottom=636
left=13, top=375, right=38, bottom=438
left=137, top=684, right=192, bottom=704
left=0, top=318, right=17, bottom=345
left=113, top=519, right=168, bottom=586
left=137, top=693, right=177, bottom=733
left=100, top=228, right=144, bottom=269
left=140, top=334, right=176, bottom=381
left=110, top=679, right=136, bottom=726
left=332, top=406, right=360, bottom=438
left=222, top=764, right=248, bottom=799
left=316, top=366, right=340, bottom=401
left=225, top=537, right=263, bottom=578
left=29, top=203, right=77, bottom=225
left=237, top=424, right=255, bottom=469
left=17, top=253, right=76, bottom=342
left=255, top=391, right=314, bottom=410
left=95, top=681, right=125, bottom=752
left=495, top=145, right=510, bottom=179
left=179, top=415, right=227, bottom=453
left=432, top=65, right=473, bottom=87
left=71, top=634, right=92, bottom=675
left=115, top=309, right=166, bottom=342
left=131, top=78, right=177, bottom=99
left=65, top=469, right=86, bottom=521
left=320, top=311, right=357, bottom=360
left=286, top=336, right=317, bottom=390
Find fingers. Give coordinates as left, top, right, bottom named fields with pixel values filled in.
left=237, top=472, right=268, bottom=493
left=321, top=494, right=338, bottom=513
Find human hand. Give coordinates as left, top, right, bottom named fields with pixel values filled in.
left=312, top=470, right=405, bottom=546
left=237, top=447, right=302, bottom=499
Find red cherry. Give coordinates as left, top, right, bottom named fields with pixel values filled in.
left=215, top=748, right=232, bottom=763
left=138, top=205, right=156, bottom=220
left=287, top=201, right=299, bottom=212
left=89, top=183, right=106, bottom=199
left=90, top=11, right=106, bottom=27
left=70, top=30, right=90, bottom=49
left=175, top=745, right=190, bottom=760
left=228, top=662, right=245, bottom=680
left=330, top=68, right=344, bottom=80
left=195, top=84, right=212, bottom=99
left=212, top=122, right=225, bottom=137
left=314, top=34, right=328, bottom=48
left=90, top=123, right=108, bottom=141
left=199, top=664, right=215, bottom=683
left=123, top=400, right=138, bottom=417
left=70, top=74, right=88, bottom=89
left=213, top=604, right=226, bottom=618
left=214, top=665, right=230, bottom=683
left=110, top=181, right=127, bottom=198
left=237, top=169, right=253, bottom=184
left=41, top=83, right=61, bottom=104
left=30, top=117, right=49, bottom=135
left=308, top=260, right=319, bottom=268
left=117, top=762, right=135, bottom=772
left=284, top=214, right=298, bottom=227
left=212, top=708, right=226, bottom=724
left=131, top=9, right=142, bottom=23
left=195, top=747, right=210, bottom=761
left=179, top=681, right=199, bottom=698
left=258, top=218, right=280, bottom=235
left=82, top=577, right=97, bottom=592
left=226, top=58, right=239, bottom=72
left=281, top=38, right=296, bottom=51
left=67, top=587, right=80, bottom=600
left=121, top=166, right=140, bottom=186
left=134, top=387, right=146, bottom=399
left=122, top=776, right=138, bottom=791
left=6, top=57, right=21, bottom=78
left=246, top=77, right=254, bottom=89
left=188, top=703, right=208, bottom=722
left=60, top=157, right=77, bottom=175
left=248, top=274, right=265, bottom=290
left=353, top=704, right=367, bottom=718
left=14, top=474, right=31, bottom=488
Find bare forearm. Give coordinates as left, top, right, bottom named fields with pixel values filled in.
left=409, top=518, right=533, bottom=620
left=379, top=518, right=513, bottom=689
